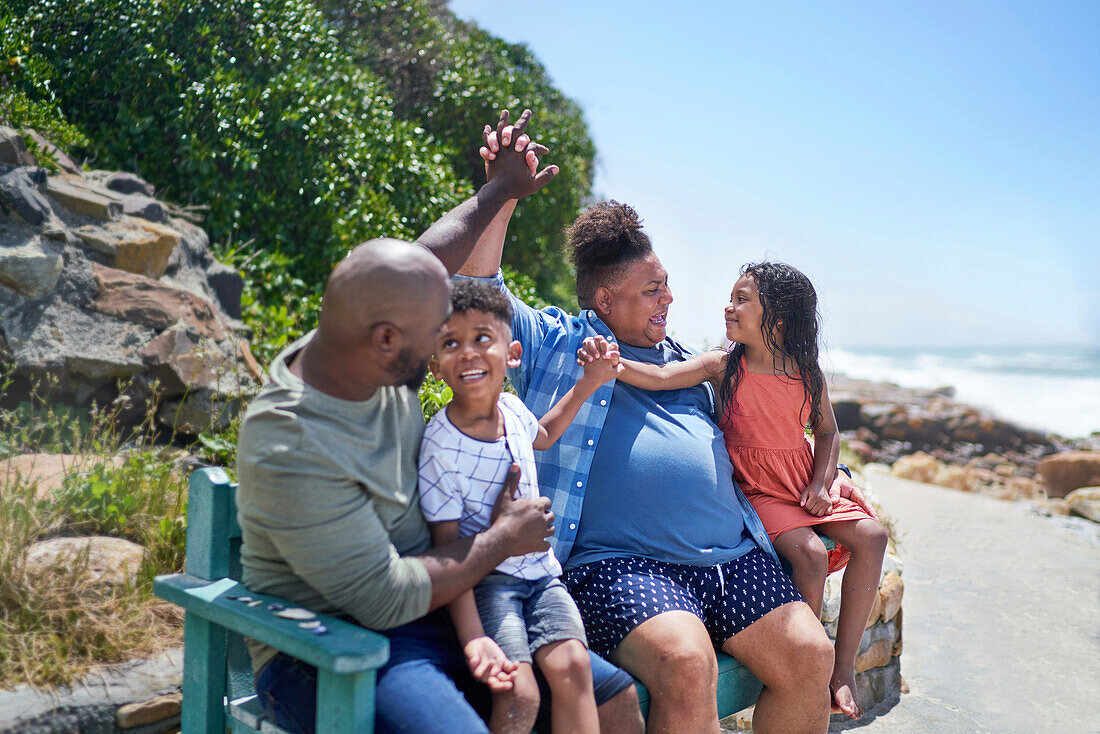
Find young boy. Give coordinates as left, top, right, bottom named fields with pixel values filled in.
left=418, top=280, right=620, bottom=734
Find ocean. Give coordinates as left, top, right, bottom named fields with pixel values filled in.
left=823, top=345, right=1100, bottom=439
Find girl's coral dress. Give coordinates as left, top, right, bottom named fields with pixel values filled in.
left=717, top=363, right=874, bottom=573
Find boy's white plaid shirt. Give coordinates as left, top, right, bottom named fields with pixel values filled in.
left=455, top=271, right=778, bottom=566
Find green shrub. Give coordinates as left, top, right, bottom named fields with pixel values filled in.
left=0, top=7, right=88, bottom=167
left=319, top=0, right=596, bottom=308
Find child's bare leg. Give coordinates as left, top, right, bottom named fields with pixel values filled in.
left=533, top=639, right=599, bottom=734
left=489, top=662, right=540, bottom=734
left=818, top=518, right=889, bottom=720
left=773, top=527, right=830, bottom=616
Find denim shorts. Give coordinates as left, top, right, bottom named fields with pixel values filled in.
left=563, top=547, right=803, bottom=654
left=473, top=573, right=587, bottom=664
left=255, top=608, right=632, bottom=734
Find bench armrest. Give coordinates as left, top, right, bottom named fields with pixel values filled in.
left=154, top=573, right=388, bottom=674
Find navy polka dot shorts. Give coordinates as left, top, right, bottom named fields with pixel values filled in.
left=562, top=547, right=804, bottom=655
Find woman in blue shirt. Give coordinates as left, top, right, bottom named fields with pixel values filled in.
left=458, top=182, right=835, bottom=733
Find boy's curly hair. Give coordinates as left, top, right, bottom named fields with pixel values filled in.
left=449, top=279, right=512, bottom=326
left=565, top=201, right=653, bottom=308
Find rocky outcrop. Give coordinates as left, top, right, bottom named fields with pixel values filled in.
left=1036, top=451, right=1100, bottom=498
left=830, top=375, right=1058, bottom=472
left=833, top=374, right=1100, bottom=511
left=0, top=127, right=258, bottom=433
left=890, top=451, right=1046, bottom=502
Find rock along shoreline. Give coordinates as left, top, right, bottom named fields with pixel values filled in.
left=830, top=373, right=1100, bottom=518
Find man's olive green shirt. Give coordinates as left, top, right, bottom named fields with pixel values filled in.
left=236, top=331, right=432, bottom=671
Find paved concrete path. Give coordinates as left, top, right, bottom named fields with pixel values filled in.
left=827, top=467, right=1100, bottom=734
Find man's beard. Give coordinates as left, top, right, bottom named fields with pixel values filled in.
left=390, top=347, right=429, bottom=391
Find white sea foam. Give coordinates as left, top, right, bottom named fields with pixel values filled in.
left=824, top=345, right=1100, bottom=438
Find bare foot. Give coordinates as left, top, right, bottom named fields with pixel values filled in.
left=830, top=669, right=863, bottom=720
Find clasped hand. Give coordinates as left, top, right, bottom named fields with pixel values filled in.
left=575, top=335, right=623, bottom=383
left=799, top=482, right=834, bottom=517
left=480, top=108, right=558, bottom=199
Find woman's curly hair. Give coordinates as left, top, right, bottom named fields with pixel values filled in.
left=565, top=201, right=652, bottom=307
left=720, top=261, right=826, bottom=430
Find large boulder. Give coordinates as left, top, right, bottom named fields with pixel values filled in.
left=1064, top=487, right=1100, bottom=523
left=24, top=536, right=145, bottom=586
left=0, top=165, right=54, bottom=225
left=0, top=233, right=62, bottom=298
left=0, top=131, right=259, bottom=433
left=1037, top=452, right=1100, bottom=498
left=890, top=452, right=942, bottom=484
left=0, top=126, right=36, bottom=167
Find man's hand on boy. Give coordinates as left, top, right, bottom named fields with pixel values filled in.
left=479, top=108, right=558, bottom=197
left=489, top=464, right=554, bottom=556
left=464, top=635, right=518, bottom=692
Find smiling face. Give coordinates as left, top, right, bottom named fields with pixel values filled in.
left=597, top=253, right=673, bottom=348
left=724, top=273, right=767, bottom=347
left=431, top=309, right=521, bottom=405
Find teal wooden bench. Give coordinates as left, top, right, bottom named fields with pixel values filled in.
left=155, top=467, right=770, bottom=732
left=154, top=467, right=390, bottom=733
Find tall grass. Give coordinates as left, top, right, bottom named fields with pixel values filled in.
left=0, top=375, right=190, bottom=688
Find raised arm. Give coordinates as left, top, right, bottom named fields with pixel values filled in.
left=577, top=337, right=727, bottom=391
left=457, top=200, right=516, bottom=277
left=418, top=109, right=556, bottom=275
left=532, top=338, right=622, bottom=450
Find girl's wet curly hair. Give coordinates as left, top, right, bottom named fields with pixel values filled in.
left=721, top=261, right=826, bottom=430
left=565, top=201, right=652, bottom=308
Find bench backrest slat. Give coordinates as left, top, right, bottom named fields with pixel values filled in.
left=185, top=467, right=240, bottom=580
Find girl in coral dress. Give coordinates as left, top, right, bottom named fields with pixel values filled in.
left=578, top=261, right=888, bottom=720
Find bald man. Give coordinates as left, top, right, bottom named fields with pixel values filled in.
left=235, top=111, right=643, bottom=734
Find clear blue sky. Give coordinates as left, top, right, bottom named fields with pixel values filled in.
left=448, top=0, right=1098, bottom=350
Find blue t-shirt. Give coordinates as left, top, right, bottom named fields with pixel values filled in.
left=567, top=340, right=757, bottom=569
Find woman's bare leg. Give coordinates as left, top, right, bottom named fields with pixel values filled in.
left=722, top=601, right=833, bottom=734
left=611, top=611, right=721, bottom=734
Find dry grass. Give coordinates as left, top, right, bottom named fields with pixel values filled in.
left=0, top=375, right=190, bottom=689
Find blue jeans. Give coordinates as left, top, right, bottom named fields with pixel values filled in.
left=256, top=608, right=632, bottom=733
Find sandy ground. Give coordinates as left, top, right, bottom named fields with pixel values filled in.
left=823, top=467, right=1100, bottom=734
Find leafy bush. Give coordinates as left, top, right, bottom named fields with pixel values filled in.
left=3, top=0, right=595, bottom=359
left=320, top=0, right=595, bottom=308
left=0, top=8, right=88, bottom=166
